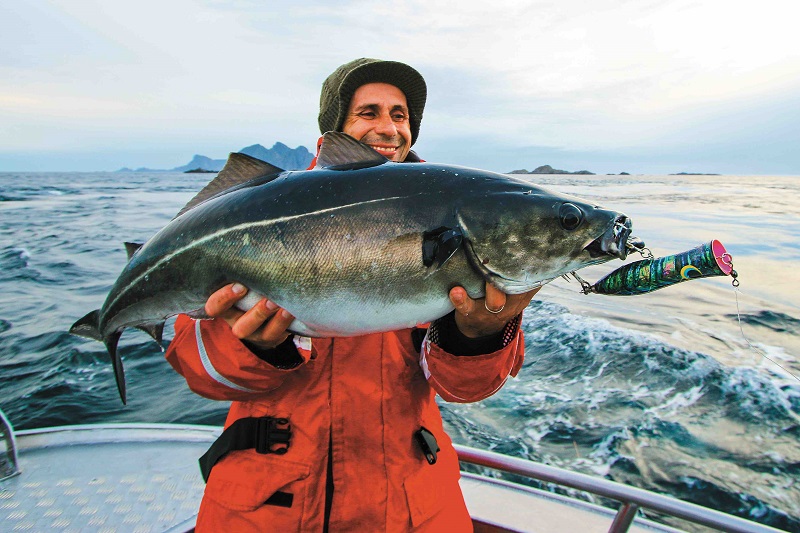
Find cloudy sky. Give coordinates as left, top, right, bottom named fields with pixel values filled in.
left=2, top=0, right=798, bottom=174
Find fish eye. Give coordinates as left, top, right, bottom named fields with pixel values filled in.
left=559, top=203, right=584, bottom=230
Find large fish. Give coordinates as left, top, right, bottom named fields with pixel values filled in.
left=71, top=132, right=637, bottom=403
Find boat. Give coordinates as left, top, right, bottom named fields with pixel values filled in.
left=0, top=409, right=782, bottom=532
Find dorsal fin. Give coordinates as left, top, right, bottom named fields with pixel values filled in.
left=175, top=153, right=284, bottom=218
left=315, top=131, right=389, bottom=170
left=124, top=242, right=144, bottom=260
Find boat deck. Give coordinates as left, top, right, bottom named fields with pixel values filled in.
left=1, top=425, right=211, bottom=532
left=0, top=422, right=782, bottom=532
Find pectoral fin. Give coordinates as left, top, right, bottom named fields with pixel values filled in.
left=422, top=227, right=463, bottom=269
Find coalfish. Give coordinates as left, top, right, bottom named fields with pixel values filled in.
left=71, top=132, right=636, bottom=403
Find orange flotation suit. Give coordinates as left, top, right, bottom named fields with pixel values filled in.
left=166, top=314, right=524, bottom=531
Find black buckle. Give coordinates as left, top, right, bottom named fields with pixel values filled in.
left=199, top=416, right=292, bottom=482
left=255, top=417, right=291, bottom=455
left=415, top=427, right=439, bottom=465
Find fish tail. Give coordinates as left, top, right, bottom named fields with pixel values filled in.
left=70, top=311, right=127, bottom=405
left=69, top=310, right=102, bottom=341
left=104, top=331, right=127, bottom=405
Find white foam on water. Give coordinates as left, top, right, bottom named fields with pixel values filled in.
left=723, top=366, right=800, bottom=424
left=644, top=385, right=705, bottom=418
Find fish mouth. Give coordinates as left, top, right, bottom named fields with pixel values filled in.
left=585, top=215, right=638, bottom=260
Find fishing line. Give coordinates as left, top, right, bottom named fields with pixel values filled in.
left=732, top=286, right=800, bottom=384
left=702, top=252, right=799, bottom=384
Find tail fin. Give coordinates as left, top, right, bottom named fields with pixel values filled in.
left=70, top=311, right=127, bottom=405
left=104, top=331, right=126, bottom=405
left=70, top=310, right=102, bottom=341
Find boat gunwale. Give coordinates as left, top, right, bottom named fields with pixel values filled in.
left=455, top=444, right=784, bottom=533
left=5, top=423, right=787, bottom=533
left=14, top=422, right=222, bottom=448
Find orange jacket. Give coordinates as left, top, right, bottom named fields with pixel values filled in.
left=166, top=314, right=524, bottom=531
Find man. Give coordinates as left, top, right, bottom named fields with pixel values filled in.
left=166, top=58, right=539, bottom=532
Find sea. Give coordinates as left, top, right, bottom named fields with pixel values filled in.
left=1, top=170, right=798, bottom=531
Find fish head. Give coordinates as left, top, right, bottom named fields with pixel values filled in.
left=457, top=187, right=634, bottom=294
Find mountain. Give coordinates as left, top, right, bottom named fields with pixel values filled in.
left=118, top=142, right=314, bottom=173
left=508, top=165, right=595, bottom=175
left=172, top=142, right=313, bottom=172
left=238, top=142, right=313, bottom=171
left=172, top=154, right=226, bottom=173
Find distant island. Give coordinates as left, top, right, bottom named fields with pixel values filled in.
left=670, top=172, right=721, bottom=176
left=184, top=168, right=217, bottom=174
left=117, top=142, right=314, bottom=173
left=508, top=165, right=594, bottom=175
left=506, top=167, right=722, bottom=176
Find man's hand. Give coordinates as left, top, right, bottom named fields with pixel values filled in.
left=205, top=283, right=295, bottom=349
left=449, top=283, right=540, bottom=338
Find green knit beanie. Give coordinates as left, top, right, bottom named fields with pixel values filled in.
left=318, top=58, right=427, bottom=146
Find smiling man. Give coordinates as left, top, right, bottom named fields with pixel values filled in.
left=318, top=58, right=426, bottom=164
left=165, top=58, right=538, bottom=531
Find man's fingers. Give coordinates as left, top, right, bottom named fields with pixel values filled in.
left=256, top=308, right=295, bottom=346
left=230, top=298, right=279, bottom=339
left=449, top=286, right=476, bottom=316
left=205, top=285, right=294, bottom=349
left=205, top=283, right=248, bottom=317
left=484, top=284, right=507, bottom=313
left=450, top=283, right=541, bottom=338
left=450, top=285, right=509, bottom=316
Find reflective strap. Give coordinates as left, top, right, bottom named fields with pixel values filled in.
left=293, top=335, right=312, bottom=353
left=195, top=320, right=257, bottom=393
left=419, top=332, right=432, bottom=380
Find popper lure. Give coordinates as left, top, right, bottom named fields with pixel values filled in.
left=575, top=240, right=738, bottom=295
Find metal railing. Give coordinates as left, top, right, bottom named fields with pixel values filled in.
left=455, top=444, right=782, bottom=533
left=0, top=409, right=20, bottom=482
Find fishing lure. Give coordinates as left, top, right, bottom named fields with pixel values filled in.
left=575, top=240, right=737, bottom=295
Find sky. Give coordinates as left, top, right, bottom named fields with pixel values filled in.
left=1, top=0, right=798, bottom=175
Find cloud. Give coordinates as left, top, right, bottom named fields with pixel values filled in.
left=0, top=0, right=798, bottom=172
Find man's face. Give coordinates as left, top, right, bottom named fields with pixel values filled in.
left=342, top=82, right=412, bottom=162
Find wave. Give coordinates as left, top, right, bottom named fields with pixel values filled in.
left=442, top=300, right=799, bottom=529
left=729, top=310, right=800, bottom=334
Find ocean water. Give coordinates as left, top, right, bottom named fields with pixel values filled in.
left=1, top=170, right=798, bottom=531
